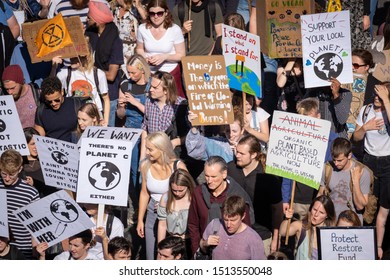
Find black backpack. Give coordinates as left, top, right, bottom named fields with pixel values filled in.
left=0, top=1, right=16, bottom=80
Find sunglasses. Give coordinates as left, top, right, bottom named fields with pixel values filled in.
left=149, top=11, right=165, bottom=17
left=352, top=63, right=367, bottom=70
left=45, top=98, right=62, bottom=105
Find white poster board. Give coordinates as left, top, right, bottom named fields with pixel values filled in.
left=222, top=24, right=262, bottom=98
left=13, top=190, right=94, bottom=247
left=301, top=11, right=353, bottom=88
left=34, top=136, right=79, bottom=192
left=317, top=227, right=377, bottom=260
left=0, top=96, right=29, bottom=156
left=76, top=138, right=132, bottom=207
left=266, top=111, right=331, bottom=189
left=0, top=189, right=9, bottom=238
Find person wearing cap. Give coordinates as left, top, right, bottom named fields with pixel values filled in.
left=2, top=65, right=38, bottom=128
left=85, top=0, right=124, bottom=127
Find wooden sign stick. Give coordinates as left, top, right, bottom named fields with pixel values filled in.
left=284, top=180, right=296, bottom=245
left=97, top=204, right=105, bottom=228
left=188, top=1, right=192, bottom=50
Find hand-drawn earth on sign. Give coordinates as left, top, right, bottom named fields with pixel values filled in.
left=226, top=65, right=261, bottom=96
left=312, top=52, right=343, bottom=80
left=88, top=161, right=121, bottom=191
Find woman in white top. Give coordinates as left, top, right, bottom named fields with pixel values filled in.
left=136, top=0, right=186, bottom=98
left=137, top=131, right=187, bottom=259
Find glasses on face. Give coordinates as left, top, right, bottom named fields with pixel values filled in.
left=0, top=171, right=19, bottom=179
left=149, top=11, right=165, bottom=17
left=352, top=63, right=367, bottom=70
left=45, top=98, right=62, bottom=105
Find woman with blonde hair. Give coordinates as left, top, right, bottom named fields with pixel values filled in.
left=136, top=131, right=187, bottom=259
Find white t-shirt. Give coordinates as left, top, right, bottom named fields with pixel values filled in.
left=88, top=215, right=125, bottom=260
left=57, top=68, right=108, bottom=113
left=136, top=23, right=184, bottom=73
left=54, top=251, right=99, bottom=260
left=250, top=108, right=270, bottom=131
left=356, top=105, right=390, bottom=156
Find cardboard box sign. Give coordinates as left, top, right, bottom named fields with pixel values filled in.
left=22, top=16, right=89, bottom=63
left=257, top=0, right=315, bottom=58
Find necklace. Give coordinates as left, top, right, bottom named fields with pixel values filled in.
left=28, top=159, right=37, bottom=168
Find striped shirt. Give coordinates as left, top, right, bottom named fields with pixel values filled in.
left=54, top=0, right=89, bottom=28
left=0, top=179, right=39, bottom=259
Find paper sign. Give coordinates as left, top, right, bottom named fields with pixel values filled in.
left=182, top=55, right=234, bottom=126
left=317, top=227, right=377, bottom=260
left=257, top=0, right=315, bottom=58
left=77, top=138, right=132, bottom=207
left=373, top=50, right=390, bottom=82
left=13, top=190, right=94, bottom=247
left=266, top=111, right=331, bottom=189
left=0, top=96, right=29, bottom=156
left=222, top=24, right=261, bottom=97
left=22, top=16, right=88, bottom=63
left=301, top=11, right=353, bottom=88
left=0, top=189, right=8, bottom=239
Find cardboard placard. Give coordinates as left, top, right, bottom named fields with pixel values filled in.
left=301, top=11, right=353, bottom=88
left=266, top=111, right=330, bottom=189
left=13, top=190, right=94, bottom=247
left=0, top=96, right=29, bottom=156
left=182, top=55, right=234, bottom=126
left=34, top=136, right=79, bottom=192
left=22, top=16, right=88, bottom=63
left=317, top=227, right=377, bottom=260
left=257, top=0, right=315, bottom=58
left=222, top=24, right=262, bottom=98
left=373, top=50, right=390, bottom=82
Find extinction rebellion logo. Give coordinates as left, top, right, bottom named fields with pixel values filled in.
left=41, top=23, right=65, bottom=47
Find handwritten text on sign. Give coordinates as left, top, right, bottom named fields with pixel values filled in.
left=301, top=11, right=353, bottom=88
left=266, top=111, right=331, bottom=189
left=13, top=190, right=94, bottom=247
left=182, top=56, right=234, bottom=126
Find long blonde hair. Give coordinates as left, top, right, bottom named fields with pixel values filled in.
left=144, top=132, right=177, bottom=170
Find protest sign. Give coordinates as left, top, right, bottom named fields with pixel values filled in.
left=222, top=24, right=261, bottom=98
left=266, top=111, right=331, bottom=189
left=79, top=126, right=142, bottom=148
left=301, top=11, right=353, bottom=88
left=22, top=16, right=88, bottom=63
left=13, top=190, right=94, bottom=247
left=317, top=227, right=377, bottom=260
left=373, top=49, right=390, bottom=82
left=257, top=0, right=315, bottom=58
left=182, top=55, right=234, bottom=126
left=77, top=138, right=132, bottom=207
left=34, top=136, right=79, bottom=192
left=0, top=96, right=29, bottom=156
left=0, top=189, right=8, bottom=239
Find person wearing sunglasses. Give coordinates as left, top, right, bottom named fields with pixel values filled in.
left=342, top=49, right=375, bottom=141
left=0, top=149, right=39, bottom=259
left=34, top=77, right=81, bottom=142
left=136, top=0, right=186, bottom=98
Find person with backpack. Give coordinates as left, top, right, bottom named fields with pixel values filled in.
left=172, top=0, right=224, bottom=55
left=2, top=64, right=40, bottom=128
left=353, top=82, right=390, bottom=258
left=317, top=137, right=371, bottom=225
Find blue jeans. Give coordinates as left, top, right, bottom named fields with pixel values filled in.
left=108, top=99, right=118, bottom=127
left=145, top=198, right=158, bottom=260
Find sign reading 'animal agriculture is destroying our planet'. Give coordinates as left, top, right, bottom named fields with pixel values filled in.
left=34, top=135, right=79, bottom=192
left=182, top=56, right=234, bottom=126
left=266, top=111, right=331, bottom=189
left=222, top=24, right=261, bottom=98
left=13, top=190, right=94, bottom=247
left=301, top=11, right=353, bottom=88
left=77, top=138, right=132, bottom=207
